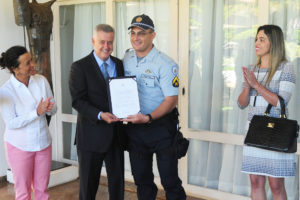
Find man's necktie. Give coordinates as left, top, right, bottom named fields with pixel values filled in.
left=102, top=62, right=109, bottom=80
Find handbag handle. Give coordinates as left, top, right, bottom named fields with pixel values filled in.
left=264, top=95, right=286, bottom=118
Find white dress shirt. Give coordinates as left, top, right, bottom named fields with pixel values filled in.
left=92, top=52, right=117, bottom=120
left=0, top=74, right=57, bottom=152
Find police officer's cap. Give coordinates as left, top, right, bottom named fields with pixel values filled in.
left=128, top=14, right=155, bottom=31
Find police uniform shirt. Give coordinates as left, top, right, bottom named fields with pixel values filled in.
left=123, top=46, right=179, bottom=114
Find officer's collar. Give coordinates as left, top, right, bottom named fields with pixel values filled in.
left=136, top=45, right=158, bottom=63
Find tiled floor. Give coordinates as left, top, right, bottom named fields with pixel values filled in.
left=0, top=176, right=205, bottom=200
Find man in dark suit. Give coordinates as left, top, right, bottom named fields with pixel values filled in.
left=69, top=24, right=124, bottom=200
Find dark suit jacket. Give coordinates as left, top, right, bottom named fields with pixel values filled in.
left=69, top=51, right=124, bottom=153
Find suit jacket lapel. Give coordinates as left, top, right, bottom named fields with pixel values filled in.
left=89, top=51, right=106, bottom=82
left=111, top=56, right=124, bottom=77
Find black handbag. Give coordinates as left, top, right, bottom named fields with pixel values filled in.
left=244, top=95, right=299, bottom=153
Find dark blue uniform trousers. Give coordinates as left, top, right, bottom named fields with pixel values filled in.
left=126, top=121, right=186, bottom=200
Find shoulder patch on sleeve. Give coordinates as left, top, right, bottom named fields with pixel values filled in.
left=172, top=66, right=179, bottom=75
left=172, top=76, right=179, bottom=87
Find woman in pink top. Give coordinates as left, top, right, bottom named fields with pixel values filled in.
left=0, top=46, right=57, bottom=200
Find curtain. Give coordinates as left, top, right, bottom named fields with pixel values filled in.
left=59, top=3, right=106, bottom=161
left=115, top=0, right=170, bottom=58
left=188, top=0, right=299, bottom=199
left=268, top=1, right=300, bottom=199
left=71, top=3, right=106, bottom=160
left=73, top=3, right=106, bottom=61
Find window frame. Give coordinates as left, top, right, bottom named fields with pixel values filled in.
left=52, top=0, right=179, bottom=190
left=178, top=0, right=299, bottom=199
left=52, top=0, right=299, bottom=199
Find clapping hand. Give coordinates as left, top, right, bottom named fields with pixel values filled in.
left=241, top=66, right=250, bottom=88
left=37, top=97, right=53, bottom=116
left=46, top=101, right=54, bottom=112
left=242, top=66, right=259, bottom=89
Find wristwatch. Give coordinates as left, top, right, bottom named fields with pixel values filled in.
left=146, top=114, right=153, bottom=123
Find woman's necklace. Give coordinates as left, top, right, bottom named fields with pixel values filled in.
left=253, top=66, right=268, bottom=107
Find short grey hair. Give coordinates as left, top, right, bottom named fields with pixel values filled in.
left=93, top=24, right=115, bottom=38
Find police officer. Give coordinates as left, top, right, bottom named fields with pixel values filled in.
left=122, top=14, right=186, bottom=200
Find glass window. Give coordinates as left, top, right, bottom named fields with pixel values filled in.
left=189, top=138, right=298, bottom=198
left=187, top=0, right=299, bottom=199
left=62, top=122, right=77, bottom=161
left=188, top=0, right=258, bottom=133
left=268, top=2, right=300, bottom=198
left=188, top=140, right=250, bottom=196
left=115, top=0, right=170, bottom=58
left=269, top=0, right=300, bottom=123
left=60, top=3, right=106, bottom=114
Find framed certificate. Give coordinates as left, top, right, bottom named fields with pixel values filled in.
left=108, top=76, right=140, bottom=118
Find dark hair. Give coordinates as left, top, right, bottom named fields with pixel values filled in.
left=255, top=25, right=286, bottom=85
left=0, top=46, right=28, bottom=74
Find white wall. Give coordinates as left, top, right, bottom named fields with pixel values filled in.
left=0, top=0, right=57, bottom=177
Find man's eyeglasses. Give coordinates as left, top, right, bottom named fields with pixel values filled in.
left=129, top=30, right=153, bottom=37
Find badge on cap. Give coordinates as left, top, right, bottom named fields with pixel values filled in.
left=136, top=17, right=143, bottom=22
left=172, top=76, right=179, bottom=87
left=145, top=69, right=151, bottom=74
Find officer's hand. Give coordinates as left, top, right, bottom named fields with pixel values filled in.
left=101, top=112, right=120, bottom=124
left=122, top=113, right=149, bottom=124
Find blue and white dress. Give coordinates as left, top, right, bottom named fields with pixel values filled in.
left=238, top=62, right=296, bottom=177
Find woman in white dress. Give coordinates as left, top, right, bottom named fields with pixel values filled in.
left=238, top=25, right=296, bottom=200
